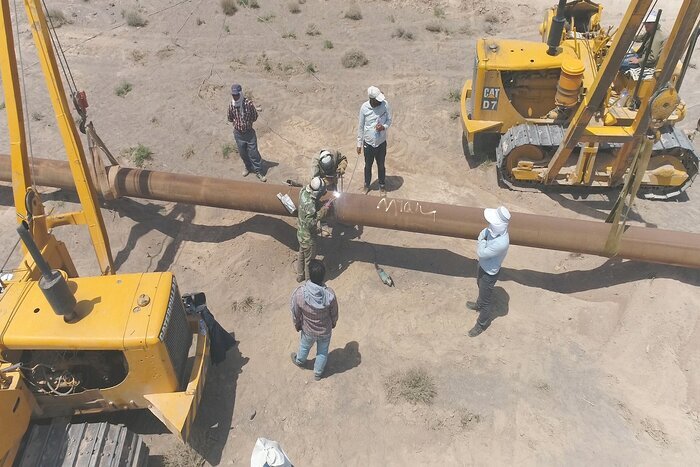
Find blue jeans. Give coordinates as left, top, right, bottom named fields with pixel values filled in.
left=233, top=128, right=262, bottom=173
left=295, top=331, right=331, bottom=377
left=620, top=53, right=640, bottom=72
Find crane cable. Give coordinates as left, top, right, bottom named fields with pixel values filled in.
left=41, top=0, right=78, bottom=96
left=40, top=0, right=87, bottom=130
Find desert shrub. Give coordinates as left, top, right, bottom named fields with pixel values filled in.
left=425, top=21, right=444, bottom=33
left=221, top=143, right=237, bottom=159
left=182, top=146, right=195, bottom=159
left=123, top=144, right=153, bottom=167
left=221, top=0, right=237, bottom=15
left=47, top=8, right=70, bottom=27
left=282, top=31, right=297, bottom=39
left=484, top=13, right=500, bottom=24
left=306, top=23, right=321, bottom=36
left=288, top=2, right=300, bottom=13
left=446, top=88, right=460, bottom=102
left=341, top=49, right=368, bottom=68
left=385, top=368, right=437, bottom=405
left=114, top=81, right=133, bottom=97
left=257, top=53, right=272, bottom=72
left=306, top=63, right=316, bottom=73
left=344, top=5, right=362, bottom=20
left=392, top=27, right=414, bottom=40
left=130, top=49, right=146, bottom=62
left=123, top=9, right=147, bottom=27
left=433, top=5, right=445, bottom=18
left=323, top=40, right=333, bottom=49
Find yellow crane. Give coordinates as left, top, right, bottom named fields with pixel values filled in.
left=461, top=0, right=700, bottom=200
left=0, top=1, right=210, bottom=465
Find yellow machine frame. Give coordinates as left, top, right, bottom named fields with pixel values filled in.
left=460, top=0, right=699, bottom=197
left=0, top=1, right=209, bottom=464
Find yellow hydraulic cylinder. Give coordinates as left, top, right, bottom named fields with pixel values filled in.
left=555, top=58, right=585, bottom=107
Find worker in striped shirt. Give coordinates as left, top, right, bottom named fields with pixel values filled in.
left=227, top=83, right=266, bottom=182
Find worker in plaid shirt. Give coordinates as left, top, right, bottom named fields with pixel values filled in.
left=227, top=83, right=266, bottom=182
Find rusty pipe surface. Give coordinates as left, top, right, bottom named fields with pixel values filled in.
left=1, top=154, right=699, bottom=268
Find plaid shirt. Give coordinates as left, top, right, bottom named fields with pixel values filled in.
left=227, top=97, right=258, bottom=132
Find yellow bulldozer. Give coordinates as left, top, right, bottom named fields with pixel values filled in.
left=0, top=1, right=211, bottom=465
left=461, top=0, right=700, bottom=200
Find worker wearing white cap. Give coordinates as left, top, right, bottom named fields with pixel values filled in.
left=620, top=10, right=667, bottom=72
left=356, top=85, right=392, bottom=194
left=466, top=206, right=511, bottom=337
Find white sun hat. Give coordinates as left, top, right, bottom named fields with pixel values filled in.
left=484, top=206, right=511, bottom=235
left=367, top=85, right=385, bottom=102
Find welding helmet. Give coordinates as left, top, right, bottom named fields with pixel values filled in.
left=319, top=150, right=335, bottom=175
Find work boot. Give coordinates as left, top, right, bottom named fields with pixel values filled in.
left=466, top=301, right=479, bottom=311
left=364, top=184, right=370, bottom=194
left=314, top=373, right=322, bottom=381
left=379, top=184, right=386, bottom=194
left=242, top=168, right=250, bottom=177
left=290, top=352, right=304, bottom=368
left=468, top=321, right=489, bottom=338
left=256, top=172, right=267, bottom=182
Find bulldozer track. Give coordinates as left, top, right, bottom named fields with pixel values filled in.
left=496, top=123, right=700, bottom=200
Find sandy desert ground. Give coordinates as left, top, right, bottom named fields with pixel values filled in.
left=1, top=0, right=699, bottom=465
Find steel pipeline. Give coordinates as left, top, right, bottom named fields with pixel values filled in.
left=0, top=154, right=699, bottom=268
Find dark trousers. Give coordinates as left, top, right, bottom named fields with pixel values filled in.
left=234, top=128, right=263, bottom=173
left=476, top=266, right=499, bottom=326
left=363, top=141, right=386, bottom=187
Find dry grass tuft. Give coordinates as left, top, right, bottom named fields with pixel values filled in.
left=233, top=296, right=263, bottom=313
left=221, top=142, right=237, bottom=159
left=385, top=368, right=437, bottom=405
left=288, top=2, right=300, bottom=13
left=344, top=5, right=362, bottom=20
left=162, top=442, right=204, bottom=467
left=306, top=23, right=321, bottom=36
left=114, top=81, right=133, bottom=97
left=122, top=144, right=153, bottom=167
left=484, top=13, right=500, bottom=24
left=392, top=27, right=415, bottom=40
left=341, top=49, right=368, bottom=68
left=460, top=410, right=482, bottom=429
left=425, top=21, right=444, bottom=33
left=122, top=9, right=147, bottom=27
left=221, top=0, right=237, bottom=15
left=446, top=88, right=460, bottom=102
left=47, top=8, right=70, bottom=27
